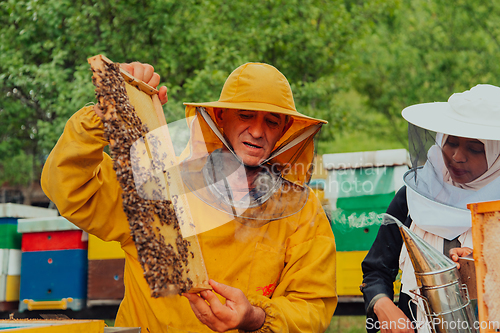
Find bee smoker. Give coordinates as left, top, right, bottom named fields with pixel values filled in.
left=399, top=222, right=478, bottom=333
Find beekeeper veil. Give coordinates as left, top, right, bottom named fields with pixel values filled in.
left=130, top=63, right=327, bottom=236
left=402, top=84, right=500, bottom=240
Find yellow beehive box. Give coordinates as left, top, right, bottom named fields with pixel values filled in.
left=337, top=251, right=401, bottom=297
left=337, top=251, right=366, bottom=296
left=88, top=234, right=125, bottom=260
left=5, top=275, right=19, bottom=302
left=0, top=319, right=105, bottom=332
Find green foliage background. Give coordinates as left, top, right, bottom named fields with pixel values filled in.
left=1, top=0, right=500, bottom=190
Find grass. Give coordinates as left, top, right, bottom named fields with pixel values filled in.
left=327, top=316, right=367, bottom=333
left=104, top=319, right=115, bottom=327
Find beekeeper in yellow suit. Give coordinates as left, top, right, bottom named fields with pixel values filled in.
left=42, top=61, right=337, bottom=332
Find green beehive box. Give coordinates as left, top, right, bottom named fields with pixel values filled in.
left=0, top=221, right=22, bottom=249
left=323, top=149, right=410, bottom=252
left=0, top=204, right=58, bottom=250
left=333, top=224, right=382, bottom=252
left=336, top=192, right=395, bottom=211
left=331, top=192, right=395, bottom=251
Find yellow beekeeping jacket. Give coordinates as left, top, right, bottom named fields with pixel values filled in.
left=41, top=106, right=337, bottom=332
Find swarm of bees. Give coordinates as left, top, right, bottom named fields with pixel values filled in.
left=90, top=60, right=194, bottom=296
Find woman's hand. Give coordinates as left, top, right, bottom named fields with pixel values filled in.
left=449, top=247, right=473, bottom=269
left=373, top=296, right=414, bottom=333
left=183, top=279, right=265, bottom=332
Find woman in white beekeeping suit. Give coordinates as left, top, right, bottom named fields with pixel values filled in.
left=361, top=84, right=500, bottom=333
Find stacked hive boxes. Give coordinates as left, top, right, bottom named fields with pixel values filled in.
left=87, top=234, right=125, bottom=307
left=0, top=319, right=105, bottom=332
left=0, top=320, right=140, bottom=332
left=0, top=203, right=58, bottom=311
left=322, top=149, right=409, bottom=297
left=18, top=216, right=88, bottom=312
left=0, top=250, right=20, bottom=306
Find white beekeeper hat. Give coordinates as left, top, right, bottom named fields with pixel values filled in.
left=402, top=84, right=500, bottom=141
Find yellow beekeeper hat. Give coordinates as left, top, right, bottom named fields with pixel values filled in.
left=184, top=62, right=327, bottom=124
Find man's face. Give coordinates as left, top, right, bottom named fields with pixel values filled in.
left=215, top=109, right=289, bottom=167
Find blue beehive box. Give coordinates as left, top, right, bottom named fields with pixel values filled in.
left=20, top=250, right=88, bottom=300
left=18, top=216, right=87, bottom=312
left=19, top=249, right=88, bottom=312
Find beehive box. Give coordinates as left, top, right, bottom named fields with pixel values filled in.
left=322, top=150, right=408, bottom=302
left=17, top=216, right=88, bottom=312
left=469, top=200, right=500, bottom=333
left=332, top=193, right=396, bottom=251
left=337, top=251, right=368, bottom=296
left=0, top=249, right=21, bottom=302
left=0, top=319, right=104, bottom=332
left=0, top=204, right=58, bottom=249
left=0, top=220, right=22, bottom=250
left=0, top=204, right=58, bottom=310
left=323, top=149, right=409, bottom=252
left=336, top=251, right=401, bottom=297
left=87, top=234, right=125, bottom=306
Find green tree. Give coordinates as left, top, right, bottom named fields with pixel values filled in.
left=1, top=0, right=391, bottom=200
left=351, top=0, right=500, bottom=147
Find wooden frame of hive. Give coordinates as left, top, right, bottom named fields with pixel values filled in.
left=469, top=200, right=500, bottom=333
left=87, top=54, right=210, bottom=296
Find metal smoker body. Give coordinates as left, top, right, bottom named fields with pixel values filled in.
left=399, top=221, right=478, bottom=333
